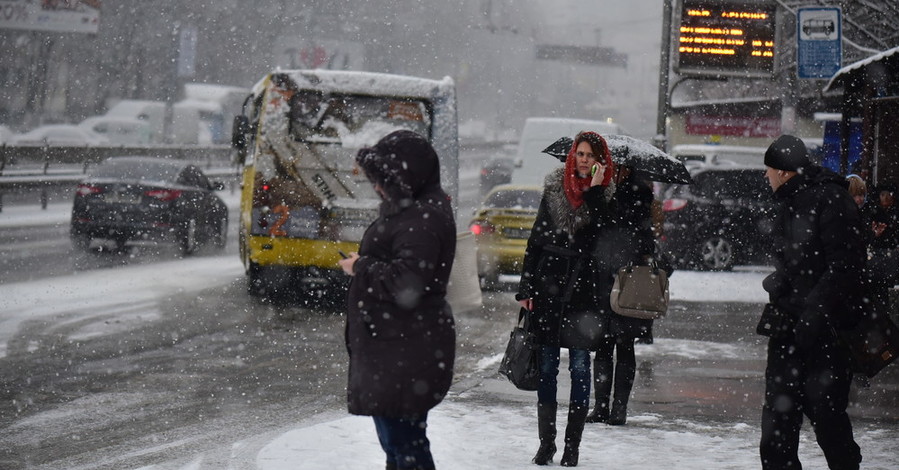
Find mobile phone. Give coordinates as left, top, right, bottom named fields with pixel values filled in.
left=591, top=164, right=598, bottom=176
left=338, top=250, right=349, bottom=259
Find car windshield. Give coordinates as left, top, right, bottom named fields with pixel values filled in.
left=484, top=189, right=541, bottom=209
left=693, top=169, right=769, bottom=199
left=91, top=159, right=182, bottom=183
left=289, top=91, right=432, bottom=147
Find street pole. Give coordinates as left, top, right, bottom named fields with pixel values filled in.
left=778, top=5, right=797, bottom=135
left=655, top=0, right=673, bottom=151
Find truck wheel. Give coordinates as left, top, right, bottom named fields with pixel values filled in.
left=480, top=272, right=501, bottom=291
left=247, top=262, right=265, bottom=296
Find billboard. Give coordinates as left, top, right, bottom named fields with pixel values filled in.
left=677, top=0, right=777, bottom=77
left=0, top=0, right=101, bottom=34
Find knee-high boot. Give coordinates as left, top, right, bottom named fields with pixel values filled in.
left=560, top=404, right=588, bottom=466
left=533, top=403, right=557, bottom=465
left=608, top=355, right=636, bottom=426
left=585, top=354, right=612, bottom=423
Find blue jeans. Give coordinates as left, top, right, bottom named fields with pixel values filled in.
left=537, top=346, right=591, bottom=408
left=372, top=414, right=435, bottom=470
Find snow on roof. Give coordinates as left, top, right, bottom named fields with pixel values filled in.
left=183, top=83, right=248, bottom=101
left=823, top=45, right=899, bottom=93
left=174, top=98, right=222, bottom=112
left=252, top=69, right=454, bottom=99
left=105, top=100, right=165, bottom=116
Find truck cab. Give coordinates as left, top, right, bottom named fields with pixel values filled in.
left=231, top=70, right=459, bottom=301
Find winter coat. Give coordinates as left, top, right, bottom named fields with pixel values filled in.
left=863, top=203, right=899, bottom=250
left=346, top=130, right=456, bottom=418
left=516, top=166, right=616, bottom=347
left=763, top=165, right=866, bottom=353
left=594, top=173, right=659, bottom=340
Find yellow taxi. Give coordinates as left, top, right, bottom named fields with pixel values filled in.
left=468, top=184, right=542, bottom=289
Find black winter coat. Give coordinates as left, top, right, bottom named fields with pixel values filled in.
left=763, top=165, right=866, bottom=352
left=594, top=173, right=658, bottom=340
left=516, top=167, right=616, bottom=346
left=346, top=131, right=456, bottom=418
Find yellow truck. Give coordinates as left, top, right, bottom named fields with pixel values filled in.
left=231, top=70, right=459, bottom=301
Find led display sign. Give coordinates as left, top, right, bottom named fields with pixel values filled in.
left=677, top=0, right=777, bottom=77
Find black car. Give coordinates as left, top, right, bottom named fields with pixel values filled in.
left=480, top=158, right=517, bottom=194
left=71, top=156, right=228, bottom=254
left=660, top=163, right=776, bottom=270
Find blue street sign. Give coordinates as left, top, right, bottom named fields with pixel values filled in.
left=797, top=7, right=842, bottom=79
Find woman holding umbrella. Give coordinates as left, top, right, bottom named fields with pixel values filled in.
left=539, top=134, right=679, bottom=427
left=517, top=131, right=616, bottom=466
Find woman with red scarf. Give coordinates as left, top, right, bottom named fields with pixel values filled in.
left=516, top=131, right=616, bottom=466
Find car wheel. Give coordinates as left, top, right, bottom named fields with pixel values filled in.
left=212, top=215, right=228, bottom=250
left=180, top=218, right=199, bottom=255
left=71, top=234, right=91, bottom=251
left=698, top=236, right=734, bottom=271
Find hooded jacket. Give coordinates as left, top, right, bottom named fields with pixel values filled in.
left=517, top=166, right=615, bottom=346
left=764, top=165, right=866, bottom=351
left=346, top=130, right=456, bottom=417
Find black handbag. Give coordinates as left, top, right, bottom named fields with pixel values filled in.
left=834, top=309, right=899, bottom=378
left=499, top=308, right=540, bottom=391
left=756, top=303, right=795, bottom=338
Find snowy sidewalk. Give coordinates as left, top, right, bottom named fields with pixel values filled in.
left=253, top=368, right=898, bottom=470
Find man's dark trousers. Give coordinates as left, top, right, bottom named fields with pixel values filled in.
left=760, top=336, right=861, bottom=470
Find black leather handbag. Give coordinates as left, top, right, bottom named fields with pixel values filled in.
left=834, top=309, right=899, bottom=378
left=499, top=308, right=540, bottom=391
left=756, top=303, right=794, bottom=338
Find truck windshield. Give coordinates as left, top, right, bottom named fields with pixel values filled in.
left=289, top=91, right=432, bottom=147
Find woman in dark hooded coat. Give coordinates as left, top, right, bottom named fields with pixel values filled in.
left=516, top=131, right=616, bottom=467
left=338, top=130, right=456, bottom=470
left=585, top=166, right=661, bottom=426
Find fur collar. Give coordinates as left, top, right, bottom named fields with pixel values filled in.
left=542, top=167, right=615, bottom=236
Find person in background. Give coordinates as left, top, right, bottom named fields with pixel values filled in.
left=585, top=164, right=664, bottom=426
left=846, top=174, right=867, bottom=209
left=759, top=134, right=864, bottom=470
left=864, top=183, right=899, bottom=315
left=338, top=130, right=456, bottom=470
left=517, top=131, right=616, bottom=467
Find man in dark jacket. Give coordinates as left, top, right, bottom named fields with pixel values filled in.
left=339, top=130, right=456, bottom=470
left=759, top=134, right=864, bottom=470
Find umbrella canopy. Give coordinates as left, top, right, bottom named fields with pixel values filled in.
left=541, top=135, right=692, bottom=184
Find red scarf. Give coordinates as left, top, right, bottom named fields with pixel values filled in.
left=562, top=132, right=613, bottom=209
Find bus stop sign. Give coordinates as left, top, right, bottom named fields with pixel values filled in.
left=797, top=7, right=842, bottom=79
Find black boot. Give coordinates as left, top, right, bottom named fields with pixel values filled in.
left=608, top=397, right=628, bottom=425
left=608, top=377, right=633, bottom=426
left=560, top=404, right=588, bottom=467
left=585, top=355, right=612, bottom=423
left=533, top=403, right=557, bottom=465
left=608, top=342, right=636, bottom=426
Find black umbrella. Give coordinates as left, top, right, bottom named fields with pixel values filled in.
left=541, top=135, right=692, bottom=184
